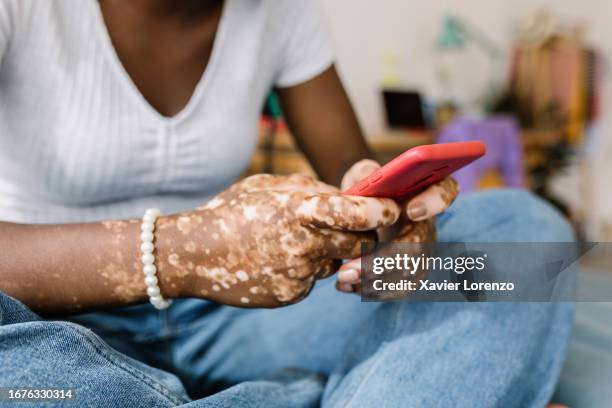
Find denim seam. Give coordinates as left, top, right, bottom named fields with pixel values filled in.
left=342, top=304, right=403, bottom=408
left=340, top=342, right=390, bottom=408
left=53, top=322, right=189, bottom=406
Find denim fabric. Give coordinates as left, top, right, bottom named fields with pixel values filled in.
left=0, top=190, right=575, bottom=407
left=553, top=269, right=612, bottom=408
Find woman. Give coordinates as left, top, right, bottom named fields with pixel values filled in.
left=0, top=0, right=573, bottom=406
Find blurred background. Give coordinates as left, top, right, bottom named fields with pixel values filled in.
left=251, top=0, right=612, bottom=247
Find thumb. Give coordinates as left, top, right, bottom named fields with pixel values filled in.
left=405, top=177, right=459, bottom=221
left=341, top=159, right=381, bottom=191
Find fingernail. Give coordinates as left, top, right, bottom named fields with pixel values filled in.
left=339, top=268, right=360, bottom=283
left=407, top=201, right=427, bottom=221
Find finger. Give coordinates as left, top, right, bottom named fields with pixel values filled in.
left=277, top=174, right=340, bottom=194
left=314, top=259, right=338, bottom=279
left=314, top=228, right=376, bottom=260
left=339, top=257, right=360, bottom=271
left=377, top=222, right=402, bottom=242
left=240, top=173, right=340, bottom=194
left=336, top=280, right=356, bottom=293
left=338, top=268, right=360, bottom=284
left=297, top=193, right=400, bottom=231
left=405, top=177, right=459, bottom=221
left=341, top=159, right=381, bottom=191
left=235, top=174, right=340, bottom=201
left=337, top=258, right=361, bottom=284
left=232, top=173, right=276, bottom=191
left=393, top=218, right=436, bottom=243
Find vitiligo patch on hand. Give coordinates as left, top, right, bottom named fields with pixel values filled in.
left=156, top=174, right=404, bottom=308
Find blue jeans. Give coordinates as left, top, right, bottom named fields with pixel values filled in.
left=0, top=190, right=575, bottom=407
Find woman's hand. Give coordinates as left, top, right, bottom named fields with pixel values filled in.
left=336, top=159, right=459, bottom=293
left=156, top=174, right=401, bottom=307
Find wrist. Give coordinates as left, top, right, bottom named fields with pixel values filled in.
left=152, top=215, right=193, bottom=299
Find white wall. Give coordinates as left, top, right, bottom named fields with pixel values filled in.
left=319, top=0, right=511, bottom=132
left=318, top=0, right=612, bottom=239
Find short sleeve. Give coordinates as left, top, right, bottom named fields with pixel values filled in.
left=274, top=1, right=335, bottom=88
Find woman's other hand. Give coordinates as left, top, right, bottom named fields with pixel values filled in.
left=157, top=174, right=400, bottom=307
left=336, top=159, right=459, bottom=293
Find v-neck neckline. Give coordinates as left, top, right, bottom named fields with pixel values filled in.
left=91, top=0, right=231, bottom=125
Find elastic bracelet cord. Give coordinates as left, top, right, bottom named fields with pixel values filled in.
left=140, top=208, right=172, bottom=310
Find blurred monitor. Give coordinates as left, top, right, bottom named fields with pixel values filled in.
left=382, top=90, right=427, bottom=129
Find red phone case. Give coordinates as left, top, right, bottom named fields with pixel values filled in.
left=343, top=141, right=485, bottom=198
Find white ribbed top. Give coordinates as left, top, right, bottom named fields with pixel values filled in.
left=0, top=0, right=333, bottom=224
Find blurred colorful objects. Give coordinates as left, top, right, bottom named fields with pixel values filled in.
left=494, top=9, right=601, bottom=146
left=435, top=14, right=504, bottom=112
left=437, top=116, right=524, bottom=192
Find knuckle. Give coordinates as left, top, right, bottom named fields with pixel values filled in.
left=288, top=173, right=315, bottom=184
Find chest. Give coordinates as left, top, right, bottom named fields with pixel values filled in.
left=0, top=0, right=277, bottom=205
left=98, top=1, right=223, bottom=118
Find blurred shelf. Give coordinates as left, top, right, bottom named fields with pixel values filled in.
left=247, top=129, right=434, bottom=176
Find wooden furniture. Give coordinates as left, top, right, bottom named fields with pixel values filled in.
left=246, top=129, right=433, bottom=176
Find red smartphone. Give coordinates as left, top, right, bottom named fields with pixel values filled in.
left=343, top=141, right=485, bottom=199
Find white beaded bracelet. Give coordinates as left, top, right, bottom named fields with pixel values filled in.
left=140, top=208, right=171, bottom=310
